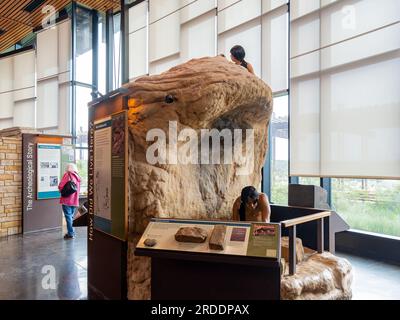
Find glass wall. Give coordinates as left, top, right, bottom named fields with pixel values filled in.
left=73, top=5, right=122, bottom=194
left=75, top=6, right=93, bottom=85
left=98, top=13, right=107, bottom=95
left=332, top=179, right=400, bottom=237
left=270, top=95, right=289, bottom=205
left=299, top=177, right=320, bottom=186
left=74, top=5, right=93, bottom=195
left=113, top=13, right=122, bottom=89
left=76, top=148, right=89, bottom=195
left=74, top=5, right=93, bottom=189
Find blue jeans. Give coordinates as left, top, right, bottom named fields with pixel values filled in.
left=62, top=205, right=76, bottom=236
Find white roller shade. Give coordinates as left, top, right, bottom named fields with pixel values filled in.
left=149, top=11, right=180, bottom=62
left=0, top=56, right=13, bottom=92
left=37, top=26, right=59, bottom=79
left=149, top=0, right=180, bottom=23
left=0, top=50, right=36, bottom=124
left=58, top=20, right=71, bottom=74
left=129, top=1, right=149, bottom=79
left=262, top=6, right=288, bottom=92
left=36, top=79, right=59, bottom=129
left=180, top=0, right=216, bottom=24
left=218, top=0, right=261, bottom=34
left=13, top=100, right=35, bottom=128
left=181, top=10, right=216, bottom=61
left=290, top=0, right=400, bottom=179
left=218, top=19, right=262, bottom=77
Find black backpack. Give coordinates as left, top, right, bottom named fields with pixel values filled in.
left=61, top=173, right=78, bottom=198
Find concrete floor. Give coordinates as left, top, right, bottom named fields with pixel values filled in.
left=0, top=227, right=87, bottom=300
left=337, top=252, right=400, bottom=300
left=0, top=228, right=399, bottom=300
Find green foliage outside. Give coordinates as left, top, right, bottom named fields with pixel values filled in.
left=332, top=179, right=400, bottom=238
left=271, top=160, right=400, bottom=238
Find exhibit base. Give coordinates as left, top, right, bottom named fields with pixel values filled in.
left=137, top=251, right=281, bottom=300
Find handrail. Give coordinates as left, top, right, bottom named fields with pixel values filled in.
left=281, top=211, right=331, bottom=228
left=282, top=211, right=331, bottom=276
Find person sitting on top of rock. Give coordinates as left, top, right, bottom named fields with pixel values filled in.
left=230, top=45, right=255, bottom=75
left=232, top=186, right=271, bottom=222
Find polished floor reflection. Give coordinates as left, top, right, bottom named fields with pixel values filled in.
left=0, top=227, right=87, bottom=300
left=0, top=227, right=399, bottom=300
left=337, top=252, right=400, bottom=300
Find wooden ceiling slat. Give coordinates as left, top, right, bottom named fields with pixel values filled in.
left=0, top=0, right=120, bottom=52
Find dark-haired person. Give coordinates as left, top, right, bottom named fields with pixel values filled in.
left=230, top=45, right=255, bottom=75
left=232, top=186, right=271, bottom=222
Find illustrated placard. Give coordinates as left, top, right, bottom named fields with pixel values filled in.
left=37, top=144, right=61, bottom=200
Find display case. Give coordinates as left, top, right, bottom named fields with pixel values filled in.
left=135, top=219, right=282, bottom=300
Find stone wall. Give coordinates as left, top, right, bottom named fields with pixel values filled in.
left=0, top=136, right=22, bottom=237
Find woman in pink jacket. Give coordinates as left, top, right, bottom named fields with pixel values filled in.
left=58, top=163, right=81, bottom=239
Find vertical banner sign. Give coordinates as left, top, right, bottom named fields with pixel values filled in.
left=88, top=120, right=95, bottom=242
left=37, top=144, right=62, bottom=200
left=92, top=111, right=127, bottom=240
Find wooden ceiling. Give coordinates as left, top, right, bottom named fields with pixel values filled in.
left=0, top=0, right=120, bottom=53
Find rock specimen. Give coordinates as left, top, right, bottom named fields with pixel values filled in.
left=175, top=227, right=208, bottom=243
left=126, top=56, right=273, bottom=299
left=209, top=225, right=227, bottom=250
left=144, top=238, right=157, bottom=247
left=281, top=236, right=305, bottom=264
left=281, top=252, right=353, bottom=300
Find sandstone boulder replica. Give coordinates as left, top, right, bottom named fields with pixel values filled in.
left=281, top=251, right=353, bottom=300
left=126, top=56, right=273, bottom=299
left=124, top=56, right=352, bottom=300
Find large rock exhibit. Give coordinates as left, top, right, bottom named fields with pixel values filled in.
left=281, top=251, right=353, bottom=300
left=125, top=56, right=273, bottom=299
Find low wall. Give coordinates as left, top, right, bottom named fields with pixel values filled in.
left=0, top=136, right=22, bottom=237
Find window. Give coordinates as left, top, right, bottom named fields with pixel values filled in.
left=76, top=148, right=88, bottom=195
left=75, top=6, right=93, bottom=85
left=270, top=95, right=289, bottom=205
left=73, top=5, right=93, bottom=195
left=98, top=12, right=107, bottom=95
left=332, top=179, right=400, bottom=238
left=299, top=177, right=320, bottom=186
left=113, top=13, right=122, bottom=89
left=75, top=86, right=91, bottom=148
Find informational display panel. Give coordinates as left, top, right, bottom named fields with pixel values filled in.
left=93, top=111, right=128, bottom=240
left=137, top=219, right=281, bottom=259
left=37, top=144, right=61, bottom=200
left=94, top=117, right=112, bottom=223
